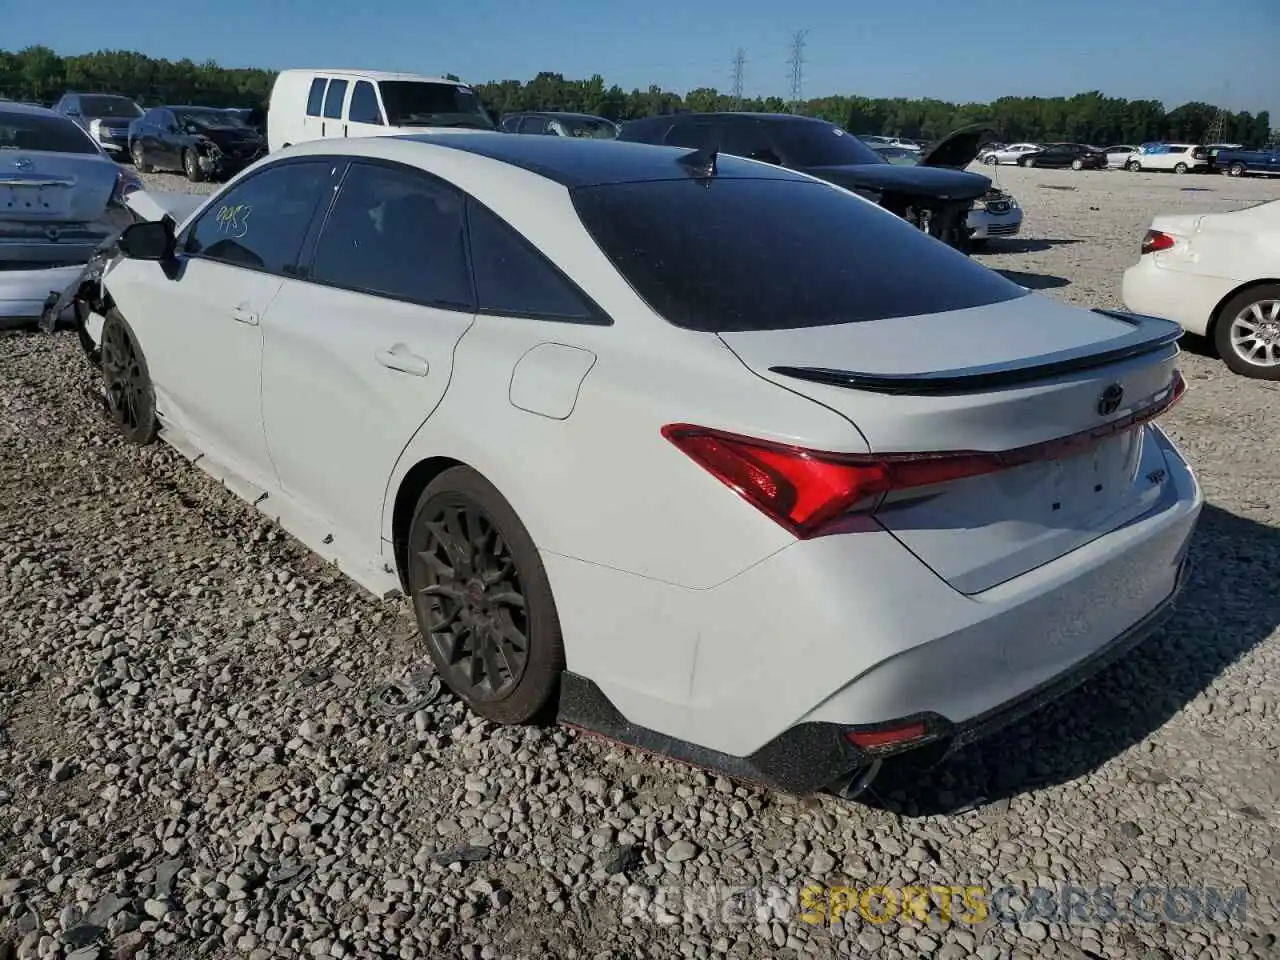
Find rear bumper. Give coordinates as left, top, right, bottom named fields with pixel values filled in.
left=1121, top=256, right=1238, bottom=337
left=550, top=426, right=1202, bottom=794
left=0, top=264, right=86, bottom=327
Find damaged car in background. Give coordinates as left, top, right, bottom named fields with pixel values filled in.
left=618, top=114, right=997, bottom=251
left=128, top=105, right=267, bottom=183
left=1, top=102, right=145, bottom=328
left=864, top=124, right=1023, bottom=245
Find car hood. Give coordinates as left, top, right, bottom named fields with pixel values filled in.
left=917, top=122, right=1000, bottom=169
left=799, top=162, right=991, bottom=201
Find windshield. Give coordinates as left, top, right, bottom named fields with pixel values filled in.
left=79, top=96, right=143, bottom=120
left=776, top=120, right=886, bottom=167
left=572, top=177, right=1025, bottom=332
left=555, top=117, right=617, bottom=139
left=0, top=111, right=100, bottom=154
left=176, top=107, right=243, bottom=130
left=377, top=81, right=494, bottom=129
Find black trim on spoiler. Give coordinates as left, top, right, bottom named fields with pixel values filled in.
left=769, top=309, right=1183, bottom=396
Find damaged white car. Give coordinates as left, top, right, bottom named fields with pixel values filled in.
left=1, top=103, right=146, bottom=328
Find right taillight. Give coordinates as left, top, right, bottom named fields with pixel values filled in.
left=1141, top=229, right=1175, bottom=255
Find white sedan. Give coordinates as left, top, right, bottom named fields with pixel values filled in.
left=981, top=142, right=1041, bottom=165
left=62, top=134, right=1201, bottom=799
left=1123, top=198, right=1280, bottom=379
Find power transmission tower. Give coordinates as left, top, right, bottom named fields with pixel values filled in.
left=787, top=30, right=808, bottom=113
left=731, top=48, right=746, bottom=109
left=1206, top=80, right=1231, bottom=144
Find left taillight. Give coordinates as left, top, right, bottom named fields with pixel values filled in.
left=663, top=374, right=1186, bottom=539
left=1141, top=229, right=1175, bottom=255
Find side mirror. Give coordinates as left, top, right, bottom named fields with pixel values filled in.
left=118, top=218, right=175, bottom=262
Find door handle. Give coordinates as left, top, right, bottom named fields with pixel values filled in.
left=376, top=345, right=429, bottom=376
left=231, top=305, right=259, bottom=325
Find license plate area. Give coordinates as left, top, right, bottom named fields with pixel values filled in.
left=1031, top=429, right=1142, bottom=522
left=2, top=183, right=71, bottom=218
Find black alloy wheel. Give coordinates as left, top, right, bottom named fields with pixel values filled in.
left=406, top=467, right=564, bottom=723
left=99, top=311, right=158, bottom=444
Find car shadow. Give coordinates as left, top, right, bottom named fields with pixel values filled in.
left=987, top=238, right=1085, bottom=254
left=863, top=503, right=1279, bottom=817
left=993, top=268, right=1071, bottom=291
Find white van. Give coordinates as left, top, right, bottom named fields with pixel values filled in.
left=267, top=69, right=497, bottom=153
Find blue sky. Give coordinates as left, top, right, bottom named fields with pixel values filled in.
left=7, top=0, right=1278, bottom=118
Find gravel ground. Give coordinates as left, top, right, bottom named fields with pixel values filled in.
left=1, top=166, right=1279, bottom=960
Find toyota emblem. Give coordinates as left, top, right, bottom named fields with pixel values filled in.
left=13, top=157, right=32, bottom=171
left=1097, top=384, right=1125, bottom=416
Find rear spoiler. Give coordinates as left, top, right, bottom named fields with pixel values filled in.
left=769, top=310, right=1183, bottom=396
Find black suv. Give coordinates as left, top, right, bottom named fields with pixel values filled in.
left=619, top=113, right=993, bottom=250
left=52, top=92, right=144, bottom=157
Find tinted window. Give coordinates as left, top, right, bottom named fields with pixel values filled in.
left=664, top=120, right=709, bottom=149
left=306, top=78, right=327, bottom=117
left=185, top=161, right=330, bottom=274
left=377, top=81, right=494, bottom=129
left=349, top=81, right=382, bottom=124
left=467, top=200, right=601, bottom=322
left=322, top=80, right=348, bottom=120
left=770, top=120, right=886, bottom=166
left=310, top=162, right=472, bottom=309
left=520, top=116, right=549, bottom=135
left=571, top=178, right=1027, bottom=332
left=500, top=116, right=522, bottom=132
left=0, top=111, right=99, bottom=154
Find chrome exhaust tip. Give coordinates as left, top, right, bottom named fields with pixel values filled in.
left=831, top=759, right=882, bottom=801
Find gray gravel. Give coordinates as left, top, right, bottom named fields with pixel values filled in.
left=2, top=165, right=1278, bottom=960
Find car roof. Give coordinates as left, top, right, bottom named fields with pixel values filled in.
left=280, top=69, right=461, bottom=84
left=0, top=101, right=63, bottom=118
left=510, top=111, right=612, bottom=121
left=387, top=132, right=814, bottom=187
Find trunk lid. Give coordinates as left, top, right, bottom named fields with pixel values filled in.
left=718, top=295, right=1185, bottom=594
left=0, top=151, right=117, bottom=224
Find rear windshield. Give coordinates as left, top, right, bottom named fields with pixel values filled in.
left=175, top=107, right=242, bottom=130
left=79, top=96, right=143, bottom=120
left=0, top=111, right=99, bottom=154
left=776, top=121, right=886, bottom=167
left=555, top=117, right=617, bottom=139
left=571, top=177, right=1027, bottom=332
left=377, top=81, right=494, bottom=129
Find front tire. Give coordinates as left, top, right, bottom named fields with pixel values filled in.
left=100, top=310, right=159, bottom=444
left=1071, top=158, right=1084, bottom=170
left=1127, top=159, right=1141, bottom=172
left=406, top=466, right=565, bottom=724
left=983, top=155, right=998, bottom=165
left=1214, top=284, right=1280, bottom=380
left=183, top=149, right=205, bottom=183
left=131, top=141, right=152, bottom=173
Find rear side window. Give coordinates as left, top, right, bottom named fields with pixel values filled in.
left=0, top=111, right=98, bottom=154
left=306, top=78, right=327, bottom=117
left=349, top=81, right=382, bottom=124
left=571, top=177, right=1027, bottom=332
left=309, top=162, right=472, bottom=309
left=466, top=200, right=604, bottom=323
left=323, top=80, right=348, bottom=119
left=520, top=116, right=549, bottom=135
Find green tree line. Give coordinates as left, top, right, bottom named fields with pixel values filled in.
left=1, top=45, right=1272, bottom=146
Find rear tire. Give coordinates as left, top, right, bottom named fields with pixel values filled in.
left=100, top=310, right=159, bottom=444
left=1024, top=157, right=1036, bottom=168
left=1213, top=284, right=1280, bottom=381
left=1228, top=162, right=1246, bottom=177
left=406, top=466, right=565, bottom=724
left=1174, top=162, right=1189, bottom=174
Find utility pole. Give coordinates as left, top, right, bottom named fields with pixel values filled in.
left=1206, top=79, right=1231, bottom=145
left=731, top=48, right=746, bottom=110
left=787, top=30, right=808, bottom=113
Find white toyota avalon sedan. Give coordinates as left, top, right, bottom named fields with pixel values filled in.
left=53, top=133, right=1201, bottom=799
